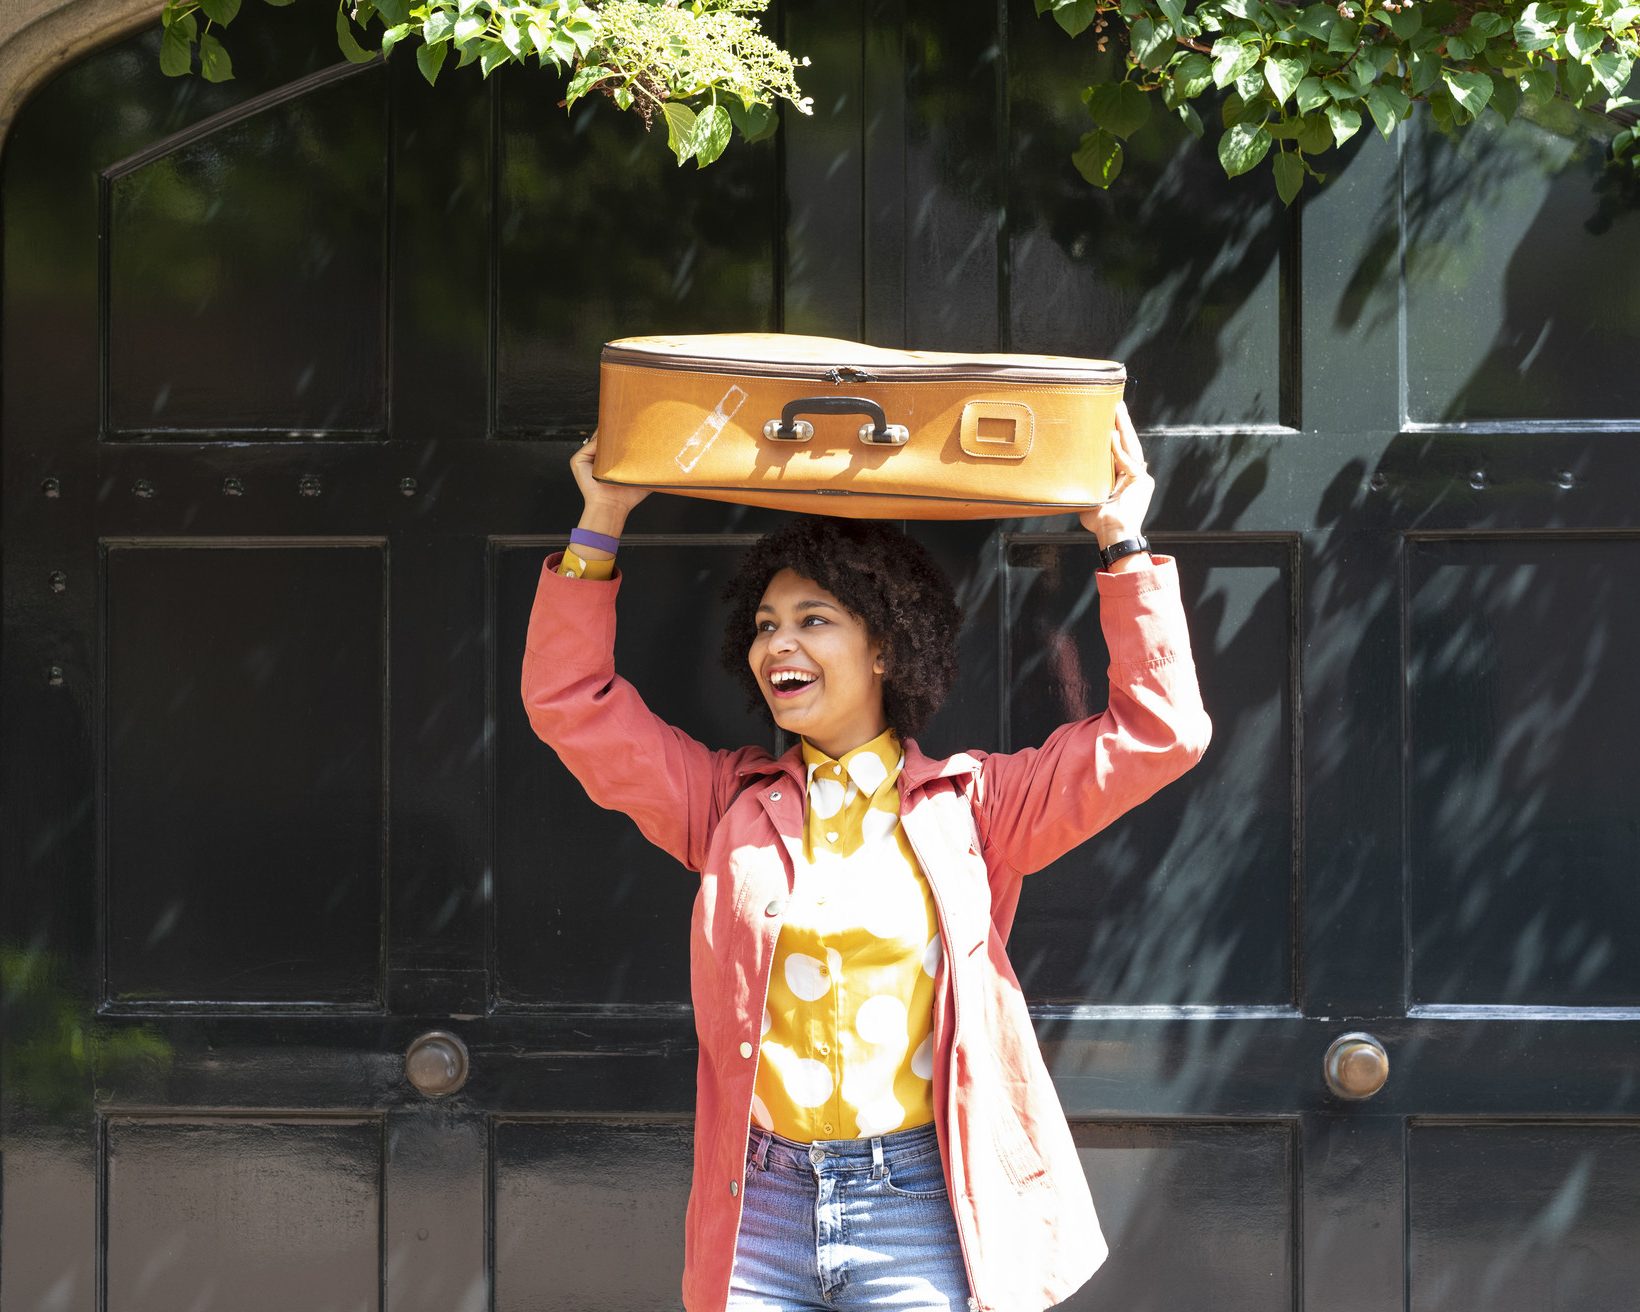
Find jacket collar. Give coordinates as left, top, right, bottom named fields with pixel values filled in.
left=735, top=734, right=979, bottom=793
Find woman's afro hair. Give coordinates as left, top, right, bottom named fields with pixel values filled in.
left=719, top=516, right=962, bottom=741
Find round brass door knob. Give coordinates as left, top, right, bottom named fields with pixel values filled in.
left=1324, top=1031, right=1388, bottom=1099
left=405, top=1030, right=469, bottom=1097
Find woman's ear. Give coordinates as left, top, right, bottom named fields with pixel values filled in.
left=873, top=640, right=888, bottom=678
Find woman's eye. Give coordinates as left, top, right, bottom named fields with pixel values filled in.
left=803, top=615, right=827, bottom=626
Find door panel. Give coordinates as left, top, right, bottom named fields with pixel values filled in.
left=104, top=541, right=386, bottom=1006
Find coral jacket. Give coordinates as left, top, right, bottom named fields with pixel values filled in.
left=521, top=550, right=1211, bottom=1312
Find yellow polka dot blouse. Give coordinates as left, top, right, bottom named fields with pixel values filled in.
left=556, top=548, right=940, bottom=1143
left=754, top=726, right=940, bottom=1142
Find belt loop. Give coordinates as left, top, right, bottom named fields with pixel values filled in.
left=752, top=1130, right=772, bottom=1172
left=870, top=1135, right=886, bottom=1179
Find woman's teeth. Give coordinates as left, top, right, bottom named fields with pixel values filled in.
left=771, top=671, right=818, bottom=697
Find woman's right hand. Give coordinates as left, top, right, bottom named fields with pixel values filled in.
left=571, top=432, right=650, bottom=525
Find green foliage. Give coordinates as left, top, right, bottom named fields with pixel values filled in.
left=2, top=947, right=172, bottom=1116
left=1042, top=0, right=1640, bottom=204
left=158, top=0, right=812, bottom=167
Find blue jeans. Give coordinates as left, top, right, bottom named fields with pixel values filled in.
left=726, top=1121, right=974, bottom=1311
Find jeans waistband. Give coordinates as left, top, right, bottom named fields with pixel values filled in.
left=747, top=1120, right=941, bottom=1177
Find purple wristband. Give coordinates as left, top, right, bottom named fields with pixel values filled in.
left=568, top=527, right=621, bottom=554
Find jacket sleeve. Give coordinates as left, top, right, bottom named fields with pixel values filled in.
left=976, top=554, right=1212, bottom=877
left=520, top=551, right=767, bottom=873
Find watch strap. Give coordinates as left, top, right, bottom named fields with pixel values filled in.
left=1099, top=535, right=1150, bottom=569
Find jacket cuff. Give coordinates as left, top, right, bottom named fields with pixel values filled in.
left=526, top=551, right=621, bottom=658
left=1093, top=555, right=1193, bottom=669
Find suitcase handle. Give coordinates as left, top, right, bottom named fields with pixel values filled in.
left=762, top=396, right=911, bottom=447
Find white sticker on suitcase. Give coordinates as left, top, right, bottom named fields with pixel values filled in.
left=674, top=385, right=749, bottom=473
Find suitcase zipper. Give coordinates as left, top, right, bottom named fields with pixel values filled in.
left=601, top=345, right=1124, bottom=387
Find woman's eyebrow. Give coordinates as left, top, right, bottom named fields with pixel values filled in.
left=755, top=599, right=841, bottom=614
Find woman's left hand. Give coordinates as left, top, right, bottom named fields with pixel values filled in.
left=1078, top=399, right=1154, bottom=547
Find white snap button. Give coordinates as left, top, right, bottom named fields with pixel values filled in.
left=825, top=831, right=839, bottom=843
left=564, top=568, right=580, bottom=578
left=729, top=1179, right=739, bottom=1197
left=739, top=1041, right=753, bottom=1059
left=769, top=791, right=781, bottom=802
left=765, top=900, right=784, bottom=917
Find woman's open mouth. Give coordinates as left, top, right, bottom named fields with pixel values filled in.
left=768, top=669, right=820, bottom=700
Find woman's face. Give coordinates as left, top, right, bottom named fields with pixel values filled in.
left=749, top=568, right=887, bottom=759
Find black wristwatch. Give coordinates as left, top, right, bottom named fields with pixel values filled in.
left=1098, top=535, right=1150, bottom=570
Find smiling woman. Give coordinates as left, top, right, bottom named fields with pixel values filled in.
left=722, top=515, right=962, bottom=756
left=520, top=408, right=1210, bottom=1312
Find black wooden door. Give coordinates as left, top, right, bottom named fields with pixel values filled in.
left=5, top=2, right=1639, bottom=1310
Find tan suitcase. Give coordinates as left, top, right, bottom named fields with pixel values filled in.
left=592, top=333, right=1124, bottom=520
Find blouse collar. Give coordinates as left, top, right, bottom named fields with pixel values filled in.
left=800, top=725, right=903, bottom=800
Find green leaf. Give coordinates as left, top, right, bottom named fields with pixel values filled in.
left=728, top=98, right=779, bottom=143
left=198, top=30, right=234, bottom=80
left=661, top=102, right=699, bottom=163
left=1519, top=63, right=1557, bottom=105
left=1072, top=127, right=1125, bottom=186
left=1211, top=37, right=1259, bottom=87
left=416, top=39, right=448, bottom=84
left=1234, top=65, right=1264, bottom=102
left=1408, top=48, right=1440, bottom=94
left=1386, top=5, right=1421, bottom=38
left=1295, top=75, right=1328, bottom=112
left=454, top=13, right=486, bottom=41
left=380, top=22, right=411, bottom=56
left=1489, top=76, right=1520, bottom=121
left=1131, top=17, right=1176, bottom=68
left=1468, top=12, right=1508, bottom=37
left=159, top=23, right=193, bottom=75
left=1273, top=148, right=1303, bottom=203
left=1157, top=0, right=1186, bottom=30
left=1324, top=100, right=1361, bottom=144
left=691, top=103, right=733, bottom=167
left=1561, top=54, right=1592, bottom=101
left=477, top=39, right=509, bottom=76
left=1264, top=54, right=1307, bottom=105
left=1177, top=100, right=1205, bottom=137
left=564, top=62, right=610, bottom=107
left=1085, top=80, right=1153, bottom=137
left=549, top=29, right=578, bottom=61
left=1590, top=51, right=1633, bottom=95
left=563, top=18, right=596, bottom=56
left=1173, top=52, right=1215, bottom=98
left=1218, top=120, right=1273, bottom=175
left=1363, top=81, right=1410, bottom=136
left=201, top=0, right=240, bottom=24
left=1442, top=67, right=1493, bottom=118
left=1513, top=3, right=1558, bottom=51
left=423, top=10, right=454, bottom=41
left=1444, top=32, right=1474, bottom=60
left=499, top=17, right=526, bottom=56
left=1221, top=89, right=1268, bottom=127
left=1293, top=4, right=1339, bottom=41
left=1053, top=0, right=1100, bottom=36
left=336, top=9, right=377, bottom=63
left=1565, top=20, right=1600, bottom=57
left=1295, top=110, right=1332, bottom=152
